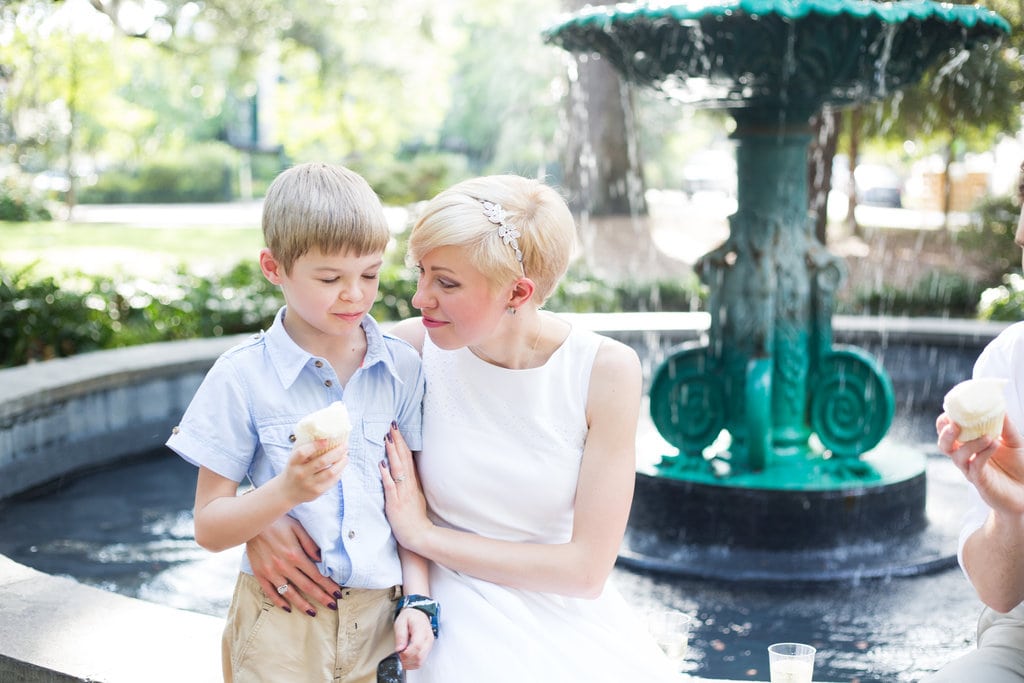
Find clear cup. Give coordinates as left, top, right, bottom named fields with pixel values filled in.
left=648, top=609, right=692, bottom=667
left=768, top=642, right=816, bottom=683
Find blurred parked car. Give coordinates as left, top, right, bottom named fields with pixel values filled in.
left=853, top=163, right=903, bottom=208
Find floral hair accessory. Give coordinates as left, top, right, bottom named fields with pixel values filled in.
left=480, top=199, right=524, bottom=271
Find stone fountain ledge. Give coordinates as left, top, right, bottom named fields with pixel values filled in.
left=0, top=312, right=1008, bottom=682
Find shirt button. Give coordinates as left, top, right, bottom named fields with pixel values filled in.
left=348, top=530, right=356, bottom=540
left=289, top=434, right=296, bottom=443
left=324, top=380, right=333, bottom=387
left=171, top=426, right=180, bottom=434
left=315, top=360, right=323, bottom=368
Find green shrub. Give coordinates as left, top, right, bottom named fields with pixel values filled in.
left=0, top=263, right=113, bottom=365
left=979, top=273, right=1024, bottom=321
left=955, top=193, right=1020, bottom=280
left=78, top=142, right=240, bottom=204
left=0, top=176, right=53, bottom=221
left=354, top=153, right=471, bottom=206
left=840, top=270, right=986, bottom=318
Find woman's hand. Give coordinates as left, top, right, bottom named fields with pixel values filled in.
left=393, top=607, right=434, bottom=670
left=246, top=515, right=343, bottom=615
left=379, top=423, right=433, bottom=553
left=937, top=412, right=1024, bottom=517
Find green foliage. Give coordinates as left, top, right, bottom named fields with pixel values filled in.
left=0, top=175, right=52, bottom=221
left=80, top=143, right=241, bottom=203
left=0, top=263, right=115, bottom=364
left=955, top=192, right=1021, bottom=278
left=978, top=273, right=1024, bottom=321
left=0, top=255, right=708, bottom=368
left=839, top=271, right=988, bottom=318
left=353, top=153, right=471, bottom=206
left=547, top=263, right=706, bottom=313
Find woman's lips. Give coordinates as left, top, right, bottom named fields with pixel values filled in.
left=420, top=316, right=448, bottom=329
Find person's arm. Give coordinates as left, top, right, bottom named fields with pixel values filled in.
left=939, top=414, right=1024, bottom=612
left=393, top=545, right=434, bottom=670
left=194, top=440, right=347, bottom=552
left=380, top=339, right=641, bottom=599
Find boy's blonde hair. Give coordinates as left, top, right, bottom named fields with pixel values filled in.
left=262, top=162, right=390, bottom=273
left=407, top=175, right=576, bottom=304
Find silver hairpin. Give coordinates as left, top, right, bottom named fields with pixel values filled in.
left=481, top=200, right=524, bottom=267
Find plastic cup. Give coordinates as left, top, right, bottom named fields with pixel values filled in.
left=768, top=642, right=816, bottom=683
left=648, top=609, right=692, bottom=667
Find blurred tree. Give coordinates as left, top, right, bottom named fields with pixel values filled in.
left=558, top=0, right=646, bottom=216
left=858, top=0, right=1022, bottom=230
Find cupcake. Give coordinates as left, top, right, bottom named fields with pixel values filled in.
left=942, top=378, right=1009, bottom=442
left=294, top=401, right=352, bottom=454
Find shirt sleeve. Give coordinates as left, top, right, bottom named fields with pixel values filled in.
left=956, top=323, right=1024, bottom=578
left=166, top=354, right=257, bottom=482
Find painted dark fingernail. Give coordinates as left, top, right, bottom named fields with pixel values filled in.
left=306, top=609, right=317, bottom=617
left=391, top=420, right=398, bottom=430
left=282, top=605, right=292, bottom=613
left=385, top=431, right=393, bottom=443
left=328, top=602, right=337, bottom=610
left=333, top=590, right=343, bottom=600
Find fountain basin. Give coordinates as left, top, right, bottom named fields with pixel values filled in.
left=545, top=0, right=1009, bottom=118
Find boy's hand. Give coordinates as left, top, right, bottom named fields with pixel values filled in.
left=282, top=439, right=347, bottom=504
left=394, top=607, right=435, bottom=670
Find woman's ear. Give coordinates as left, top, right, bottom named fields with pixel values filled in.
left=259, top=248, right=284, bottom=285
left=507, top=277, right=537, bottom=310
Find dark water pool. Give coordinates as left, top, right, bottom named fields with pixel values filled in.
left=0, top=434, right=982, bottom=682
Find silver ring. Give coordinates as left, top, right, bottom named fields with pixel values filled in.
left=394, top=474, right=407, bottom=483
left=276, top=584, right=289, bottom=595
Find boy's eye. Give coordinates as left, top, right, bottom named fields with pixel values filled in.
left=319, top=277, right=339, bottom=284
left=362, top=272, right=380, bottom=280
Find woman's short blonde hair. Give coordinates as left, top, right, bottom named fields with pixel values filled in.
left=262, top=162, right=390, bottom=273
left=407, top=175, right=576, bottom=304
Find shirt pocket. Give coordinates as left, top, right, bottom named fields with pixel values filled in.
left=257, top=420, right=301, bottom=471
left=359, top=414, right=392, bottom=490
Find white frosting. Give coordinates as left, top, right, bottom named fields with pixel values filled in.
left=943, top=378, right=1008, bottom=440
left=293, top=401, right=352, bottom=446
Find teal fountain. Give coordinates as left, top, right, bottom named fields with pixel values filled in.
left=546, top=0, right=1010, bottom=580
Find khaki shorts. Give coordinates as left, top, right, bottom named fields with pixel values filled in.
left=222, top=572, right=401, bottom=683
left=923, top=603, right=1024, bottom=682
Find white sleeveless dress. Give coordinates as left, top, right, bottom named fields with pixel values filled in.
left=408, top=326, right=679, bottom=682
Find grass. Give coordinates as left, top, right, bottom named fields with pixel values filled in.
left=2, top=220, right=264, bottom=277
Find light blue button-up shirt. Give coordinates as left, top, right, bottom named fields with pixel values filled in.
left=167, top=306, right=424, bottom=588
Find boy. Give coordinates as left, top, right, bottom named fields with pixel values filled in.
left=167, top=162, right=435, bottom=682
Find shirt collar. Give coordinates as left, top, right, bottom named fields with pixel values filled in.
left=263, top=306, right=404, bottom=389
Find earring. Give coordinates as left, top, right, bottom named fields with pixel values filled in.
left=507, top=306, right=517, bottom=316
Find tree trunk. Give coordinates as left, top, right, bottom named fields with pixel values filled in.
left=561, top=55, right=645, bottom=216
left=846, top=106, right=862, bottom=238
left=560, top=1, right=644, bottom=217
left=941, top=140, right=954, bottom=231
left=807, top=108, right=841, bottom=245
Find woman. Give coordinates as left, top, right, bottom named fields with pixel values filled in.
left=247, top=175, right=679, bottom=681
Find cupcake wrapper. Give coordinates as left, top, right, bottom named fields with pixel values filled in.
left=956, top=415, right=1003, bottom=442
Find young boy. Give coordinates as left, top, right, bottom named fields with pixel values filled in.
left=166, top=162, right=435, bottom=682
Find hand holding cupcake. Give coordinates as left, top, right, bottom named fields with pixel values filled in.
left=942, top=378, right=1009, bottom=443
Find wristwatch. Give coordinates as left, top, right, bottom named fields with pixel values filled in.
left=394, top=594, right=440, bottom=638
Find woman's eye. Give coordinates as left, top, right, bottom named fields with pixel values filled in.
left=319, top=277, right=339, bottom=284
left=363, top=272, right=380, bottom=281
